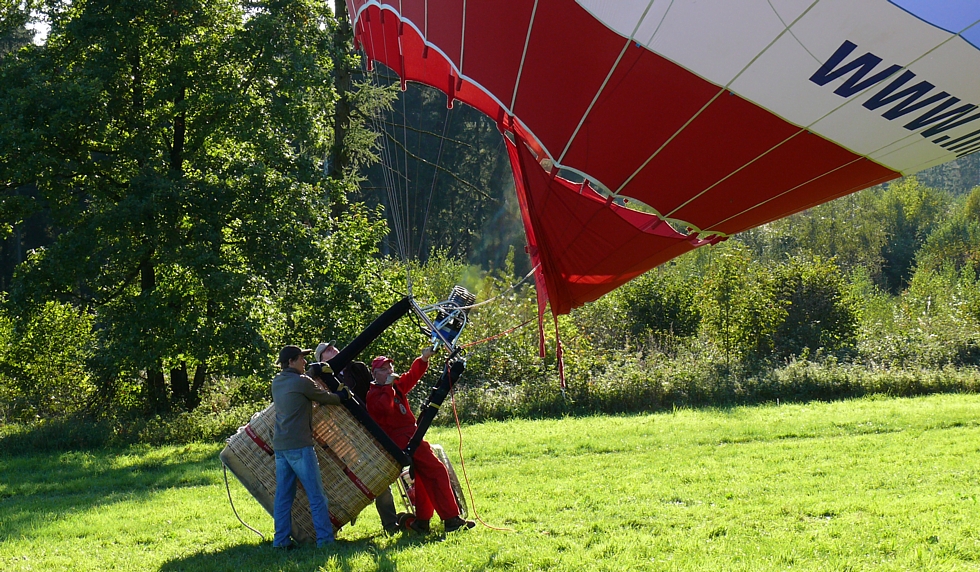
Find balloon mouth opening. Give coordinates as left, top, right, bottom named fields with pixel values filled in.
left=535, top=159, right=729, bottom=243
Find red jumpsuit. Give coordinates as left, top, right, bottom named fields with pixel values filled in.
left=366, top=358, right=461, bottom=521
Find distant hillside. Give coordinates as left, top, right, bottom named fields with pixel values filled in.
left=914, top=154, right=980, bottom=196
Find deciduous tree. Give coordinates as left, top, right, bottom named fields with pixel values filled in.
left=0, top=0, right=384, bottom=415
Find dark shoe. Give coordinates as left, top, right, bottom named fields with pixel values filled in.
left=444, top=516, right=476, bottom=532
left=382, top=519, right=402, bottom=535
left=408, top=517, right=431, bottom=534
left=273, top=542, right=297, bottom=551
left=396, top=512, right=413, bottom=533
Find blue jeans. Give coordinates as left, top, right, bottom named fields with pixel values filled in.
left=274, top=446, right=334, bottom=547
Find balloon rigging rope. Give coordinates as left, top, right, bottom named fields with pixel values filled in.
left=411, top=86, right=426, bottom=258
left=390, top=85, right=411, bottom=267
left=399, top=75, right=414, bottom=294
left=367, top=30, right=414, bottom=295
left=417, top=104, right=454, bottom=259
left=459, top=316, right=535, bottom=349
left=457, top=264, right=539, bottom=311
left=365, top=64, right=523, bottom=309
left=367, top=71, right=415, bottom=296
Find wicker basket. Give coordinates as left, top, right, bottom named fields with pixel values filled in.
left=220, top=401, right=403, bottom=542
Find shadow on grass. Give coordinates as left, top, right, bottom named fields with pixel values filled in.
left=0, top=443, right=220, bottom=539
left=158, top=532, right=458, bottom=572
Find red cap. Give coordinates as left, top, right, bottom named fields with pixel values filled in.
left=371, top=356, right=393, bottom=370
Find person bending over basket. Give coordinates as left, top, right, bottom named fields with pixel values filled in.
left=271, top=345, right=343, bottom=549
left=366, top=347, right=475, bottom=534
left=312, top=340, right=403, bottom=535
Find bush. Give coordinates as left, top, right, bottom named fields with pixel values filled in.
left=454, top=249, right=546, bottom=389
left=914, top=186, right=980, bottom=276
left=858, top=265, right=980, bottom=368
left=772, top=255, right=858, bottom=360
left=619, top=267, right=701, bottom=344
left=761, top=360, right=980, bottom=401
left=696, top=242, right=784, bottom=368
left=0, top=299, right=96, bottom=423
left=4, top=243, right=980, bottom=449
left=0, top=402, right=265, bottom=455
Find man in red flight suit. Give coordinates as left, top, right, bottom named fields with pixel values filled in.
left=366, top=348, right=475, bottom=534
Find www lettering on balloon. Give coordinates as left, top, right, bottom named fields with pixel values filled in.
left=810, top=40, right=980, bottom=158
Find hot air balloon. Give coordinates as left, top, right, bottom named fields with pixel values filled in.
left=347, top=0, right=980, bottom=317
left=221, top=3, right=980, bottom=537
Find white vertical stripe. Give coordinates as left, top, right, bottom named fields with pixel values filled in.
left=460, top=0, right=466, bottom=73
left=510, top=0, right=540, bottom=112
left=557, top=0, right=659, bottom=164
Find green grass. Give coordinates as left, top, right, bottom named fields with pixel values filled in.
left=2, top=393, right=980, bottom=571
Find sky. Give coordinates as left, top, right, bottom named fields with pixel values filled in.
left=26, top=18, right=48, bottom=44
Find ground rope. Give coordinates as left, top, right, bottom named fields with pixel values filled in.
left=443, top=359, right=514, bottom=533
left=223, top=463, right=265, bottom=540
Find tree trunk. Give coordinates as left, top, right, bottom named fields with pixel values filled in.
left=328, top=0, right=354, bottom=219
left=146, top=370, right=168, bottom=414
left=130, top=42, right=170, bottom=415
left=188, top=364, right=207, bottom=410
left=139, top=256, right=155, bottom=292
left=140, top=257, right=168, bottom=413
left=170, top=362, right=189, bottom=410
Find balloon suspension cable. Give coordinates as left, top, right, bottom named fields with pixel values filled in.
left=363, top=59, right=414, bottom=297
left=454, top=264, right=539, bottom=312
left=363, top=60, right=513, bottom=304
left=459, top=316, right=535, bottom=349
left=223, top=463, right=264, bottom=540
left=398, top=66, right=414, bottom=296
left=417, top=97, right=454, bottom=259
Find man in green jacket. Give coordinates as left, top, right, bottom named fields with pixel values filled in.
left=272, top=345, right=342, bottom=549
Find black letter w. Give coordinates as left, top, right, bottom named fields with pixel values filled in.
left=810, top=40, right=902, bottom=98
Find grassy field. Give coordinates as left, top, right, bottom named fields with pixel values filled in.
left=2, top=393, right=979, bottom=571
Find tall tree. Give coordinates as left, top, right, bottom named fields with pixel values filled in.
left=875, top=177, right=950, bottom=293
left=325, top=0, right=397, bottom=219
left=915, top=185, right=980, bottom=275
left=697, top=242, right=784, bottom=368
left=0, top=3, right=47, bottom=292
left=0, top=4, right=32, bottom=55
left=0, top=0, right=383, bottom=414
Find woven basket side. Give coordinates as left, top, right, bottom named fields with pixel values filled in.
left=221, top=402, right=403, bottom=543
